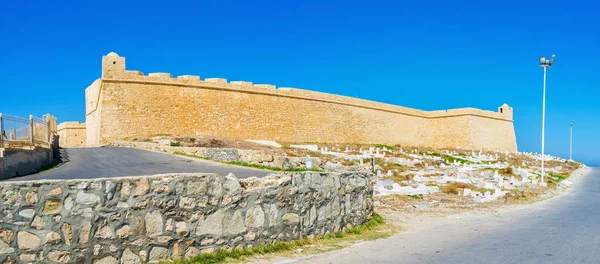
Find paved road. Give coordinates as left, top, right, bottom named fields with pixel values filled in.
left=5, top=147, right=270, bottom=181
left=296, top=168, right=600, bottom=264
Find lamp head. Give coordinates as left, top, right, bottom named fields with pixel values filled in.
left=539, top=56, right=546, bottom=65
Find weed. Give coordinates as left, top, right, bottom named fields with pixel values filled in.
left=502, top=167, right=514, bottom=175
left=374, top=144, right=395, bottom=150
left=173, top=152, right=211, bottom=160
left=170, top=141, right=182, bottom=147
left=143, top=139, right=152, bottom=142
left=407, top=194, right=423, bottom=199
left=165, top=214, right=386, bottom=264
left=549, top=174, right=567, bottom=182
left=441, top=182, right=479, bottom=194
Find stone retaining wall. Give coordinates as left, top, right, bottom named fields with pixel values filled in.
left=0, top=148, right=54, bottom=180
left=0, top=171, right=373, bottom=263
left=109, top=141, right=323, bottom=170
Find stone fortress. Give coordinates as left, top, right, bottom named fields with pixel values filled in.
left=60, top=52, right=517, bottom=152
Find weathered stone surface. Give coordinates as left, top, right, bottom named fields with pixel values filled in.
left=116, top=225, right=132, bottom=238
left=43, top=199, right=63, bottom=214
left=120, top=182, right=132, bottom=198
left=94, top=256, right=117, bottom=264
left=145, top=210, right=163, bottom=237
left=105, top=181, right=116, bottom=194
left=132, top=179, right=150, bottom=197
left=148, top=246, right=169, bottom=261
left=18, top=209, right=35, bottom=219
left=172, top=242, right=183, bottom=259
left=46, top=231, right=61, bottom=245
left=156, top=235, right=173, bottom=244
left=283, top=213, right=300, bottom=225
left=175, top=222, right=189, bottom=236
left=179, top=197, right=195, bottom=209
left=246, top=206, right=265, bottom=228
left=48, top=187, right=62, bottom=196
left=95, top=225, right=116, bottom=239
left=76, top=191, right=101, bottom=205
left=25, top=191, right=38, bottom=204
left=19, top=254, right=35, bottom=262
left=267, top=204, right=278, bottom=227
left=80, top=222, right=91, bottom=244
left=225, top=210, right=246, bottom=235
left=47, top=251, right=70, bottom=263
left=64, top=197, right=74, bottom=211
left=0, top=229, right=13, bottom=243
left=121, top=248, right=141, bottom=264
left=186, top=180, right=208, bottom=195
left=0, top=239, right=15, bottom=254
left=0, top=172, right=372, bottom=263
left=185, top=247, right=199, bottom=258
left=31, top=216, right=45, bottom=230
left=17, top=231, right=40, bottom=250
left=62, top=223, right=72, bottom=245
left=196, top=210, right=224, bottom=236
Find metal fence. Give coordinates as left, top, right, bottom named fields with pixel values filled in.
left=0, top=113, right=55, bottom=149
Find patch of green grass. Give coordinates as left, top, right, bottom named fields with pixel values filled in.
left=374, top=144, right=395, bottom=150
left=226, top=161, right=322, bottom=172
left=165, top=214, right=386, bottom=264
left=174, top=152, right=322, bottom=172
left=170, top=141, right=182, bottom=147
left=173, top=152, right=211, bottom=160
left=132, top=138, right=138, bottom=141
left=442, top=155, right=474, bottom=165
left=549, top=174, right=568, bottom=182
left=407, top=194, right=423, bottom=199
left=143, top=138, right=152, bottom=142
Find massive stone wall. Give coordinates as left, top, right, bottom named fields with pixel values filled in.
left=0, top=171, right=373, bottom=263
left=85, top=53, right=517, bottom=152
left=57, top=122, right=86, bottom=148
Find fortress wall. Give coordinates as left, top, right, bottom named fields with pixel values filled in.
left=85, top=79, right=103, bottom=146
left=57, top=122, right=87, bottom=148
left=86, top=53, right=517, bottom=152
left=95, top=80, right=431, bottom=146
left=467, top=115, right=518, bottom=152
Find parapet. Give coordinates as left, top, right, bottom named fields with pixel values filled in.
left=98, top=53, right=513, bottom=122
left=57, top=122, right=86, bottom=130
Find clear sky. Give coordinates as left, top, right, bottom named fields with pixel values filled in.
left=1, top=0, right=598, bottom=166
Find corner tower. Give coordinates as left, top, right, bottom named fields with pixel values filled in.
left=102, top=52, right=125, bottom=78
left=498, top=103, right=513, bottom=120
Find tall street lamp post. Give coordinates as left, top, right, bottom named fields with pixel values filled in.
left=570, top=122, right=574, bottom=161
left=539, top=54, right=555, bottom=184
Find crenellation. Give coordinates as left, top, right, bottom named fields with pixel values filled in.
left=177, top=75, right=201, bottom=81
left=126, top=70, right=143, bottom=76
left=230, top=81, right=253, bottom=88
left=85, top=53, right=517, bottom=152
left=253, top=84, right=276, bottom=90
left=148, top=72, right=173, bottom=78
left=204, top=78, right=228, bottom=85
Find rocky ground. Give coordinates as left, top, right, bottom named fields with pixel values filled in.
left=119, top=135, right=586, bottom=263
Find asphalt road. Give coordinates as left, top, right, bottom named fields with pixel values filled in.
left=5, top=147, right=271, bottom=181
left=296, top=168, right=600, bottom=264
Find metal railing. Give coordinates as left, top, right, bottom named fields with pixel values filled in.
left=0, top=113, right=56, bottom=149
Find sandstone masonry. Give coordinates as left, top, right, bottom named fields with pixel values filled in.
left=81, top=52, right=517, bottom=152
left=0, top=171, right=373, bottom=263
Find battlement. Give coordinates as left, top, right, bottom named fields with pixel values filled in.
left=99, top=53, right=513, bottom=122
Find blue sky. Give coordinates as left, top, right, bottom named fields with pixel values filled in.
left=1, top=0, right=598, bottom=165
